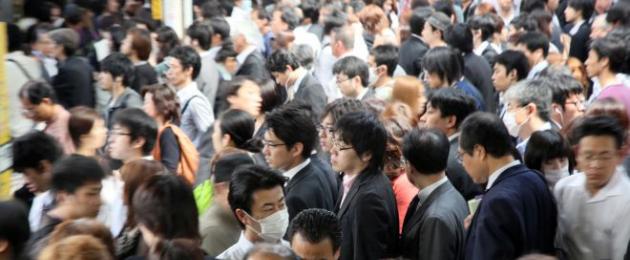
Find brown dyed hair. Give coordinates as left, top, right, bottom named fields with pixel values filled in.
left=127, top=27, right=152, bottom=61
left=39, top=235, right=113, bottom=260
left=359, top=5, right=389, bottom=34
left=142, top=84, right=181, bottom=125
left=68, top=106, right=102, bottom=148
left=475, top=2, right=497, bottom=15
left=566, top=57, right=591, bottom=96
left=120, top=159, right=167, bottom=227
left=586, top=98, right=629, bottom=130
left=48, top=219, right=115, bottom=256
left=392, top=76, right=425, bottom=116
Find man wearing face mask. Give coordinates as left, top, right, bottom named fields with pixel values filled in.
left=367, top=44, right=398, bottom=101
left=218, top=165, right=290, bottom=260
left=502, top=79, right=554, bottom=156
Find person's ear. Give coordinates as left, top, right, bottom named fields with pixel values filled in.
left=508, top=69, right=518, bottom=81
left=445, top=115, right=458, bottom=130
left=474, top=144, right=486, bottom=160
left=235, top=208, right=251, bottom=226
left=377, top=65, right=387, bottom=76
left=40, top=97, right=53, bottom=106
left=360, top=151, right=372, bottom=164
left=0, top=239, right=9, bottom=253
left=55, top=190, right=71, bottom=205
left=290, top=143, right=304, bottom=158
left=226, top=95, right=238, bottom=107
left=222, top=134, right=232, bottom=147
left=38, top=160, right=53, bottom=174
left=551, top=103, right=563, bottom=114
left=115, top=75, right=124, bottom=85
left=183, top=66, right=194, bottom=77
left=131, top=136, right=146, bottom=151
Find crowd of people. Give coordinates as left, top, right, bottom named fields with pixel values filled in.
left=3, top=0, right=630, bottom=259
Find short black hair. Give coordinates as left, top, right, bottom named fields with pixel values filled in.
left=112, top=108, right=158, bottom=155
left=133, top=175, right=200, bottom=240
left=0, top=200, right=30, bottom=259
left=19, top=80, right=57, bottom=105
left=433, top=0, right=454, bottom=20
left=590, top=36, right=627, bottom=74
left=300, top=0, right=320, bottom=24
left=323, top=9, right=346, bottom=35
left=459, top=112, right=515, bottom=157
left=51, top=154, right=106, bottom=194
left=168, top=46, right=202, bottom=80
left=444, top=23, right=474, bottom=54
left=266, top=104, right=318, bottom=159
left=100, top=52, right=135, bottom=87
left=321, top=98, right=366, bottom=122
left=421, top=47, right=463, bottom=85
left=370, top=44, right=399, bottom=76
left=12, top=131, right=64, bottom=173
left=516, top=31, right=549, bottom=57
left=213, top=152, right=256, bottom=183
left=201, top=0, right=224, bottom=19
left=525, top=129, right=574, bottom=173
left=228, top=165, right=287, bottom=228
left=276, top=7, right=300, bottom=30
left=494, top=50, right=530, bottom=81
left=468, top=14, right=497, bottom=41
left=607, top=1, right=630, bottom=27
left=267, top=49, right=300, bottom=73
left=403, top=128, right=450, bottom=174
left=209, top=17, right=231, bottom=41
left=409, top=7, right=433, bottom=35
left=187, top=21, right=214, bottom=50
left=427, top=88, right=477, bottom=129
left=288, top=209, right=341, bottom=252
left=520, top=0, right=546, bottom=13
left=7, top=23, right=24, bottom=53
left=335, top=111, right=387, bottom=170
left=568, top=0, right=594, bottom=20
left=333, top=56, right=370, bottom=87
left=539, top=68, right=583, bottom=109
left=569, top=115, right=626, bottom=149
left=259, top=79, right=288, bottom=113
left=214, top=41, right=238, bottom=63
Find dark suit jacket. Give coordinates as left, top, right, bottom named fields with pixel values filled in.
left=398, top=35, right=428, bottom=77
left=286, top=161, right=337, bottom=221
left=236, top=50, right=270, bottom=82
left=464, top=164, right=557, bottom=260
left=295, top=73, right=327, bottom=118
left=310, top=154, right=339, bottom=204
left=401, top=181, right=468, bottom=260
left=464, top=53, right=495, bottom=112
left=447, top=136, right=483, bottom=200
left=130, top=63, right=158, bottom=94
left=52, top=56, right=95, bottom=108
left=564, top=21, right=591, bottom=62
left=336, top=169, right=399, bottom=260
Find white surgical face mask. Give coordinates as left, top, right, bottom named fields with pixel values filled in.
left=544, top=163, right=570, bottom=187
left=246, top=208, right=289, bottom=242
left=368, top=67, right=378, bottom=86
left=502, top=107, right=528, bottom=138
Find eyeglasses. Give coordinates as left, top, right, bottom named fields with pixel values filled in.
left=109, top=131, right=132, bottom=137
left=331, top=138, right=353, bottom=151
left=579, top=152, right=616, bottom=163
left=335, top=77, right=351, bottom=85
left=262, top=139, right=286, bottom=148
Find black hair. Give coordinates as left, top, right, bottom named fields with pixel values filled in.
left=0, top=200, right=30, bottom=259
left=590, top=36, right=627, bottom=74
left=12, top=131, right=64, bottom=173
left=266, top=105, right=318, bottom=159
left=494, top=50, right=530, bottom=81
left=259, top=79, right=287, bottom=114
left=228, top=165, right=287, bottom=228
left=409, top=7, right=433, bottom=35
left=403, top=127, right=450, bottom=174
left=459, top=112, right=515, bottom=157
left=334, top=111, right=387, bottom=170
left=468, top=14, right=497, bottom=41
left=321, top=98, right=366, bottom=122
left=569, top=115, right=626, bottom=149
left=539, top=69, right=583, bottom=109
left=444, top=23, right=474, bottom=54
left=7, top=23, right=24, bottom=53
left=100, top=52, right=135, bottom=87
left=332, top=56, right=370, bottom=87
left=132, top=175, right=200, bottom=240
left=300, top=0, right=320, bottom=24
left=421, top=47, right=463, bottom=85
left=150, top=238, right=205, bottom=260
left=214, top=41, right=238, bottom=63
left=156, top=26, right=181, bottom=63
left=568, top=0, right=594, bottom=20
left=112, top=108, right=158, bottom=155
left=168, top=46, right=202, bottom=80
left=214, top=76, right=251, bottom=115
left=427, top=88, right=477, bottom=129
left=201, top=0, right=225, bottom=19
left=370, top=44, right=399, bottom=76
left=323, top=9, right=346, bottom=35
left=51, top=154, right=106, bottom=193
left=433, top=0, right=454, bottom=20
left=607, top=1, right=630, bottom=27
left=218, top=109, right=261, bottom=153
left=516, top=31, right=549, bottom=57
left=287, top=209, right=341, bottom=252
left=276, top=7, right=300, bottom=30
left=520, top=0, right=546, bottom=13
left=19, top=80, right=57, bottom=105
left=525, top=130, right=574, bottom=173
left=267, top=49, right=300, bottom=73
left=187, top=21, right=214, bottom=50
left=209, top=17, right=231, bottom=41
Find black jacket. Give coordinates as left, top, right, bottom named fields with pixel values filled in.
left=398, top=35, right=429, bottom=77
left=52, top=56, right=95, bottom=108
left=447, top=135, right=483, bottom=200
left=236, top=50, right=270, bottom=82
left=130, top=62, right=158, bottom=94
left=564, top=21, right=591, bottom=62
left=295, top=73, right=328, bottom=118
left=463, top=53, right=495, bottom=112
left=286, top=161, right=337, bottom=221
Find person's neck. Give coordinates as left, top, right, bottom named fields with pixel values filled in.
left=532, top=58, right=546, bottom=68
left=445, top=128, right=457, bottom=138
left=123, top=152, right=144, bottom=164
left=598, top=70, right=619, bottom=88
left=57, top=54, right=68, bottom=62
left=44, top=105, right=60, bottom=124
left=499, top=7, right=513, bottom=17
left=283, top=157, right=306, bottom=172
left=255, top=115, right=265, bottom=133
left=286, top=68, right=304, bottom=86
left=573, top=17, right=584, bottom=24
left=373, top=76, right=391, bottom=88
left=486, top=155, right=516, bottom=179
left=111, top=84, right=126, bottom=99
left=586, top=182, right=606, bottom=197
left=473, top=37, right=483, bottom=49
left=48, top=204, right=83, bottom=221
left=76, top=146, right=97, bottom=157
left=519, top=116, right=546, bottom=140
left=345, top=163, right=368, bottom=177
left=175, top=79, right=193, bottom=90
left=429, top=40, right=446, bottom=49
left=414, top=172, right=445, bottom=190
left=156, top=117, right=166, bottom=128
left=129, top=55, right=140, bottom=64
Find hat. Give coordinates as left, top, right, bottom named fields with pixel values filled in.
left=213, top=153, right=255, bottom=183
left=426, top=12, right=452, bottom=32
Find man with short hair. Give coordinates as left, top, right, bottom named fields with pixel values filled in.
left=313, top=9, right=346, bottom=100
left=564, top=0, right=594, bottom=62
left=401, top=128, right=468, bottom=259
left=515, top=31, right=550, bottom=79
left=219, top=165, right=290, bottom=260
left=98, top=52, right=143, bottom=129
left=458, top=112, right=557, bottom=259
left=492, top=50, right=530, bottom=117
left=186, top=21, right=221, bottom=108
left=208, top=17, right=231, bottom=59
left=288, top=209, right=341, bottom=260
left=556, top=115, right=630, bottom=260
left=541, top=69, right=586, bottom=128
left=418, top=88, right=482, bottom=200
left=399, top=7, right=432, bottom=77
left=233, top=27, right=270, bottom=82
left=332, top=56, right=372, bottom=101
left=367, top=44, right=398, bottom=101
left=263, top=105, right=336, bottom=220
left=422, top=12, right=451, bottom=48
left=585, top=36, right=630, bottom=116
left=107, top=108, right=158, bottom=165
left=166, top=46, right=214, bottom=148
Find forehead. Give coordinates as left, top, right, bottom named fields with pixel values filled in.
left=494, top=63, right=507, bottom=71
left=292, top=232, right=335, bottom=257
left=251, top=186, right=284, bottom=208
left=75, top=182, right=103, bottom=193
left=578, top=135, right=618, bottom=151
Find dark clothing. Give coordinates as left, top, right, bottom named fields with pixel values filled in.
left=464, top=164, right=558, bottom=259
left=295, top=73, right=327, bottom=118
left=236, top=50, right=270, bottom=81
left=463, top=53, right=495, bottom=112
left=130, top=62, right=158, bottom=94
left=25, top=215, right=63, bottom=260
left=398, top=35, right=429, bottom=77
left=564, top=21, right=591, bottom=62
left=447, top=135, right=483, bottom=200
left=286, top=161, right=337, bottom=221
left=104, top=88, right=143, bottom=129
left=52, top=56, right=95, bottom=108
left=401, top=181, right=468, bottom=260
left=159, top=127, right=180, bottom=173
left=310, top=154, right=339, bottom=203
left=336, top=169, right=399, bottom=260
left=455, top=79, right=486, bottom=111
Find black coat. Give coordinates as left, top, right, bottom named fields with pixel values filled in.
left=295, top=73, right=327, bottom=118
left=286, top=161, right=337, bottom=221
left=52, top=56, right=95, bottom=108
left=335, top=169, right=399, bottom=260
left=398, top=35, right=429, bottom=77
left=236, top=50, right=270, bottom=82
left=447, top=135, right=483, bottom=200
left=401, top=181, right=468, bottom=260
left=130, top=63, right=158, bottom=94
left=564, top=21, right=591, bottom=62
left=463, top=53, right=495, bottom=112
left=310, top=154, right=339, bottom=204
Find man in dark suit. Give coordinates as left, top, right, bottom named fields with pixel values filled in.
left=419, top=88, right=482, bottom=201
left=331, top=112, right=399, bottom=260
left=48, top=28, right=95, bottom=108
left=458, top=112, right=557, bottom=259
left=564, top=0, right=593, bottom=62
left=398, top=7, right=432, bottom=77
left=267, top=50, right=327, bottom=117
left=401, top=128, right=468, bottom=260
left=234, top=31, right=270, bottom=82
left=262, top=104, right=336, bottom=221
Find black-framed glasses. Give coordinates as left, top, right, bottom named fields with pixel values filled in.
left=262, top=139, right=286, bottom=148
left=335, top=77, right=351, bottom=84
left=331, top=138, right=353, bottom=151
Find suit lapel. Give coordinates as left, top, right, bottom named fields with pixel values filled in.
left=403, top=182, right=451, bottom=234
left=286, top=163, right=311, bottom=192
left=336, top=172, right=369, bottom=218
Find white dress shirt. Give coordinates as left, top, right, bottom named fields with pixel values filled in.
left=283, top=159, right=310, bottom=182
left=217, top=232, right=290, bottom=260
left=29, top=190, right=54, bottom=231
left=177, top=82, right=214, bottom=148
left=554, top=168, right=630, bottom=260
left=527, top=60, right=549, bottom=79
left=485, top=160, right=520, bottom=190
left=97, top=175, right=127, bottom=236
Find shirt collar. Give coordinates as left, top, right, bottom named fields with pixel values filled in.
left=587, top=167, right=628, bottom=202
left=528, top=60, right=549, bottom=79
left=236, top=45, right=257, bottom=65
left=486, top=160, right=520, bottom=190
left=416, top=176, right=448, bottom=206
left=290, top=69, right=308, bottom=95
left=473, top=41, right=490, bottom=56
left=283, top=158, right=311, bottom=181
left=356, top=87, right=369, bottom=100
left=176, top=81, right=199, bottom=101
left=448, top=132, right=461, bottom=142
left=569, top=20, right=585, bottom=35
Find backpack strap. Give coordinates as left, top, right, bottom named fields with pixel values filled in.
left=7, top=58, right=34, bottom=80
left=181, top=95, right=201, bottom=115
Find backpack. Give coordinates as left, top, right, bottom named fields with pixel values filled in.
left=152, top=123, right=200, bottom=185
